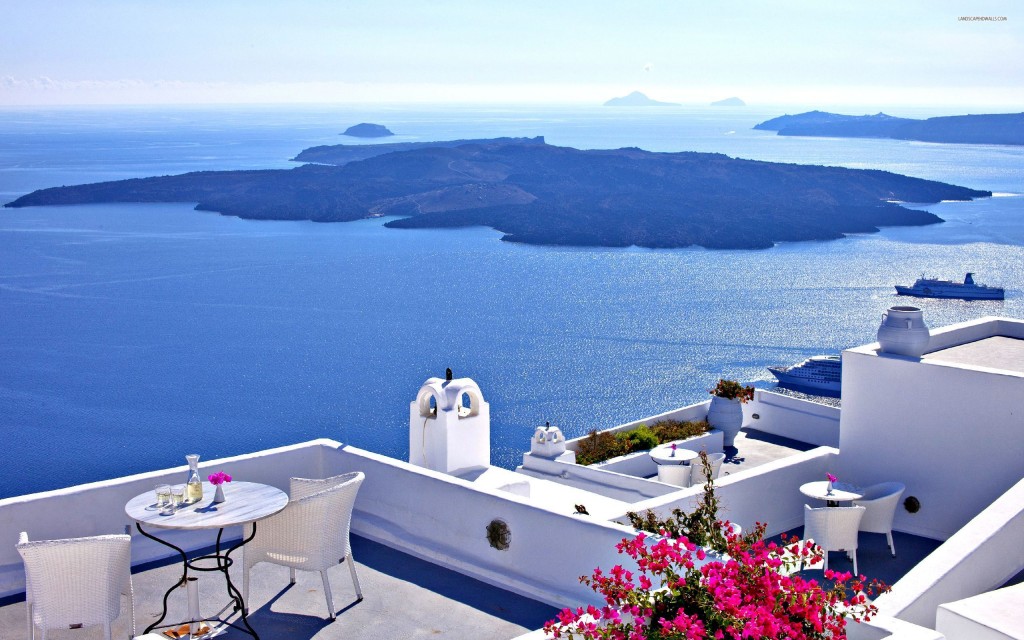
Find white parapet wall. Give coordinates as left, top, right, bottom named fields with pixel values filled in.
left=935, top=583, right=1024, bottom=640
left=0, top=439, right=638, bottom=609
left=318, top=443, right=638, bottom=608
left=840, top=317, right=1024, bottom=540
left=875, top=476, right=1024, bottom=629
left=745, top=389, right=840, bottom=448
left=564, top=400, right=713, bottom=453
left=609, top=447, right=841, bottom=537
left=0, top=440, right=332, bottom=598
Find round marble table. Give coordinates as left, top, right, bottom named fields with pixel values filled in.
left=799, top=480, right=864, bottom=504
left=126, top=481, right=288, bottom=639
left=649, top=443, right=699, bottom=466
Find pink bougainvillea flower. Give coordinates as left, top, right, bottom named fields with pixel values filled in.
left=826, top=472, right=838, bottom=483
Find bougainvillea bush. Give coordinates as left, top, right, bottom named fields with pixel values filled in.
left=546, top=456, right=888, bottom=640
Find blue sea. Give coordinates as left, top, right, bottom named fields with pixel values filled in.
left=2, top=104, right=1022, bottom=498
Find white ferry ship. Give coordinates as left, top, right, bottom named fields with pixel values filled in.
left=895, top=273, right=1004, bottom=300
left=767, top=354, right=842, bottom=394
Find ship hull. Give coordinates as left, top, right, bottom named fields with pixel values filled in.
left=894, top=285, right=1004, bottom=300
left=768, top=367, right=841, bottom=394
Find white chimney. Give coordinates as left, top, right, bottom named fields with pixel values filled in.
left=530, top=422, right=569, bottom=459
left=409, top=369, right=490, bottom=474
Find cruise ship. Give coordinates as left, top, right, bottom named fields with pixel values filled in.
left=768, top=354, right=842, bottom=394
left=895, top=273, right=1004, bottom=300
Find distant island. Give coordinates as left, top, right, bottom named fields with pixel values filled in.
left=5, top=139, right=989, bottom=250
left=343, top=123, right=394, bottom=137
left=711, top=97, right=746, bottom=107
left=604, top=91, right=680, bottom=107
left=755, top=110, right=1024, bottom=145
left=294, top=136, right=545, bottom=165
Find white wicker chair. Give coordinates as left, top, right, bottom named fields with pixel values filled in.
left=242, top=472, right=364, bottom=620
left=802, top=504, right=866, bottom=575
left=17, top=532, right=135, bottom=640
left=656, top=464, right=691, bottom=487
left=690, top=452, right=726, bottom=486
left=853, top=482, right=906, bottom=557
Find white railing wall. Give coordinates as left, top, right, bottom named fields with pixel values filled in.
left=875, top=476, right=1024, bottom=629
left=0, top=440, right=330, bottom=598
left=318, top=443, right=638, bottom=608
left=745, top=390, right=841, bottom=448
left=608, top=447, right=841, bottom=537
left=564, top=401, right=712, bottom=453
left=0, top=439, right=637, bottom=609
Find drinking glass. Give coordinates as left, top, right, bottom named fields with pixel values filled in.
left=171, top=485, right=186, bottom=509
left=155, top=484, right=171, bottom=506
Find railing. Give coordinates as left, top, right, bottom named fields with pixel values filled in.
left=876, top=476, right=1024, bottom=628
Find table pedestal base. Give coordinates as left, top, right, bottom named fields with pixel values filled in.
left=136, top=522, right=261, bottom=639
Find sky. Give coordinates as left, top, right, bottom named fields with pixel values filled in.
left=1, top=0, right=1021, bottom=108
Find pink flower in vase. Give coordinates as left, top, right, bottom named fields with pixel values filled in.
left=670, top=443, right=677, bottom=457
left=208, top=471, right=233, bottom=486
left=826, top=472, right=838, bottom=483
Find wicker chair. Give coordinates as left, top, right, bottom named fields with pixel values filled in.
left=17, top=532, right=135, bottom=640
left=690, top=452, right=727, bottom=486
left=242, top=472, right=365, bottom=620
left=802, top=504, right=866, bottom=575
left=656, top=464, right=691, bottom=487
left=853, top=482, right=906, bottom=557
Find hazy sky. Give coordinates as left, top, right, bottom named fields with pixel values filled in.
left=1, top=1, right=1021, bottom=108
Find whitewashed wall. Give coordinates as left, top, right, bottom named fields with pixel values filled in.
left=0, top=440, right=637, bottom=609
left=319, top=444, right=637, bottom=608
left=876, top=477, right=1024, bottom=629
left=840, top=317, right=1024, bottom=540
left=564, top=401, right=712, bottom=452
left=0, top=441, right=328, bottom=598
left=746, top=390, right=840, bottom=447
left=609, top=447, right=841, bottom=537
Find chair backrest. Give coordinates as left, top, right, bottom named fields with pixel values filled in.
left=690, top=452, right=726, bottom=486
left=290, top=471, right=364, bottom=501
left=803, top=504, right=865, bottom=552
left=288, top=472, right=365, bottom=559
left=17, top=533, right=131, bottom=630
left=853, top=482, right=905, bottom=534
left=657, top=464, right=691, bottom=487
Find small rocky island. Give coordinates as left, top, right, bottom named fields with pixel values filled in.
left=294, top=136, right=545, bottom=165
left=604, top=91, right=680, bottom=107
left=755, top=110, right=1024, bottom=145
left=711, top=97, right=745, bottom=107
left=5, top=139, right=989, bottom=250
left=342, top=123, right=394, bottom=137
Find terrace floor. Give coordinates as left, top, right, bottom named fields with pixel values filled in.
left=0, top=535, right=559, bottom=640
left=770, top=527, right=943, bottom=590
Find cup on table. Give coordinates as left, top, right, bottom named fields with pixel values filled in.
left=170, top=485, right=186, bottom=509
left=155, top=484, right=171, bottom=507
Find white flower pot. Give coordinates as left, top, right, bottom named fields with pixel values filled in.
left=877, top=306, right=930, bottom=357
left=706, top=396, right=744, bottom=447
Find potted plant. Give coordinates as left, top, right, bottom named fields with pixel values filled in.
left=706, top=379, right=754, bottom=447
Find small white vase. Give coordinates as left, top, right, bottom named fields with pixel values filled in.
left=213, top=484, right=226, bottom=503
left=877, top=306, right=930, bottom=357
left=707, top=396, right=744, bottom=447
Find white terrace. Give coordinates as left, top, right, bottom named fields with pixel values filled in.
left=1, top=314, right=1022, bottom=640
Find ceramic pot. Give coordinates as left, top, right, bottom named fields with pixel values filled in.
left=877, top=306, right=930, bottom=357
left=707, top=395, right=744, bottom=447
left=213, top=484, right=226, bottom=503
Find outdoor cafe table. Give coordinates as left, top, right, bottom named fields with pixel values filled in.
left=799, top=480, right=864, bottom=507
left=649, top=442, right=699, bottom=466
left=125, top=481, right=288, bottom=639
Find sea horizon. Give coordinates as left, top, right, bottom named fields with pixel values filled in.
left=2, top=104, right=1022, bottom=498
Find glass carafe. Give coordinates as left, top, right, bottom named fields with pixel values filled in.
left=185, top=454, right=203, bottom=503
